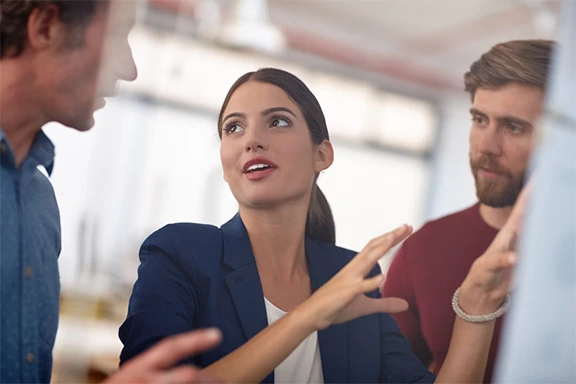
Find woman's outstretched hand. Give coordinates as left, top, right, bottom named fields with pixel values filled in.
left=459, top=183, right=531, bottom=315
left=297, top=224, right=413, bottom=330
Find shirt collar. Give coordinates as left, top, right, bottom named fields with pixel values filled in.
left=0, top=128, right=55, bottom=175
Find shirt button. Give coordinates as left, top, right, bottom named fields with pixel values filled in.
left=27, top=353, right=34, bottom=364
left=26, top=267, right=33, bottom=278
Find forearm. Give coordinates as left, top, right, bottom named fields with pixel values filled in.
left=435, top=285, right=502, bottom=384
left=203, top=308, right=315, bottom=383
left=435, top=318, right=495, bottom=383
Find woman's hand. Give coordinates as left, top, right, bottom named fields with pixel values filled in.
left=459, top=184, right=531, bottom=315
left=296, top=224, right=413, bottom=330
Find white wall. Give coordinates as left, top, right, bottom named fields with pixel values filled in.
left=426, top=92, right=477, bottom=220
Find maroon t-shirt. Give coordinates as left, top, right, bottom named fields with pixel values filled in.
left=383, top=203, right=502, bottom=382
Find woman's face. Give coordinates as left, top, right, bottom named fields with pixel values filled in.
left=219, top=81, right=332, bottom=209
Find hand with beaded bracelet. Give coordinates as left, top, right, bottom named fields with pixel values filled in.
left=456, top=182, right=530, bottom=320
left=434, top=183, right=531, bottom=384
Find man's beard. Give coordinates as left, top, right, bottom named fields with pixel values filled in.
left=470, top=154, right=526, bottom=208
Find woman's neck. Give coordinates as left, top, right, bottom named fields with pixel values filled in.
left=239, top=201, right=309, bottom=278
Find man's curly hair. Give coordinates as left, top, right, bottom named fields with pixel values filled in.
left=0, top=0, right=104, bottom=58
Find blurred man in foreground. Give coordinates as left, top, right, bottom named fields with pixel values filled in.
left=0, top=1, right=221, bottom=382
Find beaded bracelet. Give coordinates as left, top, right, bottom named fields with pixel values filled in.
left=452, top=287, right=510, bottom=323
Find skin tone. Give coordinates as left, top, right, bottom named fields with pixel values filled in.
left=469, top=84, right=542, bottom=229
left=199, top=80, right=531, bottom=383
left=0, top=1, right=137, bottom=166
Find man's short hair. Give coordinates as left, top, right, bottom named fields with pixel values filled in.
left=464, top=39, right=556, bottom=100
left=0, top=0, right=105, bottom=58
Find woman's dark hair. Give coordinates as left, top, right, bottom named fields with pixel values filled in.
left=218, top=67, right=336, bottom=244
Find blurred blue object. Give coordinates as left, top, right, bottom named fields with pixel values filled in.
left=494, top=1, right=576, bottom=382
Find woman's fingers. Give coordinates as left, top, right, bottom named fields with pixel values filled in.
left=374, top=297, right=409, bottom=314
left=351, top=224, right=413, bottom=275
left=355, top=296, right=409, bottom=317
left=464, top=251, right=516, bottom=300
left=488, top=182, right=532, bottom=253
left=158, top=366, right=223, bottom=384
left=334, top=296, right=409, bottom=324
left=359, top=273, right=385, bottom=293
left=312, top=224, right=413, bottom=328
left=481, top=251, right=517, bottom=274
left=133, top=329, right=222, bottom=370
left=507, top=182, right=531, bottom=231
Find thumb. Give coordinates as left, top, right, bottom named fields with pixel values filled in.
left=363, top=297, right=409, bottom=316
left=490, top=182, right=532, bottom=253
left=484, top=251, right=517, bottom=273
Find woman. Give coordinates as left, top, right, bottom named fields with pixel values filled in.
left=119, top=68, right=525, bottom=383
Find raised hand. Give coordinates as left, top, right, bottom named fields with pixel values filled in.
left=104, top=329, right=222, bottom=384
left=460, top=183, right=532, bottom=314
left=297, top=224, right=413, bottom=330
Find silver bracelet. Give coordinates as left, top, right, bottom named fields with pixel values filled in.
left=452, top=287, right=510, bottom=323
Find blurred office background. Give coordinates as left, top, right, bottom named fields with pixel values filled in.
left=43, top=0, right=561, bottom=381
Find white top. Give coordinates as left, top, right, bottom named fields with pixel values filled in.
left=264, top=298, right=324, bottom=384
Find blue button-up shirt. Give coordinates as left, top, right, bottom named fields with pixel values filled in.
left=1, top=129, right=61, bottom=383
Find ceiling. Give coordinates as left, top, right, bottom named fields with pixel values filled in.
left=145, top=0, right=561, bottom=90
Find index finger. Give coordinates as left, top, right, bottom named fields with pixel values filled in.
left=503, top=180, right=532, bottom=233
left=350, top=224, right=412, bottom=274
left=490, top=180, right=533, bottom=252
left=128, top=329, right=222, bottom=371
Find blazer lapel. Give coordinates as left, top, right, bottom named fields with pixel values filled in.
left=221, top=216, right=351, bottom=383
left=306, top=239, right=349, bottom=383
left=221, top=214, right=268, bottom=342
left=221, top=214, right=274, bottom=383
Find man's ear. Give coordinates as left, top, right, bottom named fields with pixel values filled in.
left=26, top=4, right=67, bottom=53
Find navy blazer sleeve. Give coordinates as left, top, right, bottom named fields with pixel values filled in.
left=119, top=223, right=221, bottom=365
left=378, top=310, right=436, bottom=383
left=372, top=270, right=436, bottom=383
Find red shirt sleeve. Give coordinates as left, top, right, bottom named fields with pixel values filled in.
left=382, top=244, right=433, bottom=367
